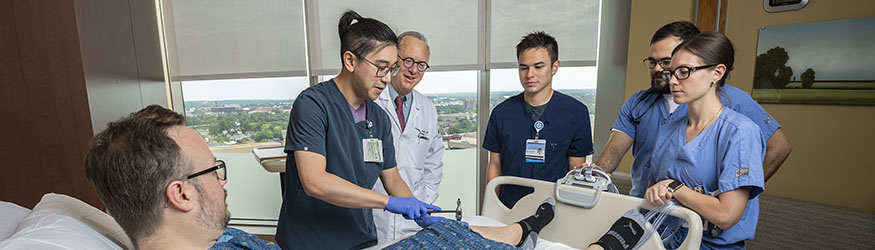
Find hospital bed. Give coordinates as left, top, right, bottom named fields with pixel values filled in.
left=368, top=176, right=702, bottom=250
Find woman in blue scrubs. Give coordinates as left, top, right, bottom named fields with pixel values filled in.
left=646, top=32, right=765, bottom=250
left=277, top=10, right=439, bottom=250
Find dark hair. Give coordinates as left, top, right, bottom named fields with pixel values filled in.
left=651, top=21, right=700, bottom=45
left=338, top=10, right=398, bottom=61
left=672, top=32, right=735, bottom=86
left=516, top=31, right=559, bottom=64
left=84, top=105, right=189, bottom=246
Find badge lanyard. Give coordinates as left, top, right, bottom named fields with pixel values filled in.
left=525, top=121, right=546, bottom=163
left=363, top=120, right=383, bottom=162
left=534, top=121, right=544, bottom=139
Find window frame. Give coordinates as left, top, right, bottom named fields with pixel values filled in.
left=158, top=0, right=629, bottom=217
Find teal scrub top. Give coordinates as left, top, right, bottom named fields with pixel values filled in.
left=277, top=79, right=397, bottom=250
left=483, top=91, right=593, bottom=208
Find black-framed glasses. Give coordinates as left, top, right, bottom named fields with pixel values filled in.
left=643, top=57, right=672, bottom=69
left=659, top=64, right=718, bottom=82
left=398, top=56, right=429, bottom=72
left=354, top=52, right=400, bottom=77
left=179, top=160, right=226, bottom=181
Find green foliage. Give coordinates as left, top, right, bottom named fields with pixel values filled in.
left=436, top=105, right=474, bottom=114
left=754, top=47, right=794, bottom=89
left=447, top=118, right=476, bottom=134
left=801, top=68, right=816, bottom=89
left=189, top=110, right=289, bottom=144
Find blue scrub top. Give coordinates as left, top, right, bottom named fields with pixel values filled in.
left=650, top=108, right=765, bottom=248
left=612, top=84, right=780, bottom=197
left=277, top=79, right=397, bottom=250
left=483, top=91, right=593, bottom=208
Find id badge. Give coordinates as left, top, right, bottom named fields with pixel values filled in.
left=525, top=139, right=546, bottom=163
left=363, top=138, right=383, bottom=162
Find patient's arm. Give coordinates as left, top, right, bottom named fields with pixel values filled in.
left=294, top=150, right=390, bottom=209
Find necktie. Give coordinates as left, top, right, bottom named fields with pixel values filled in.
left=394, top=96, right=406, bottom=131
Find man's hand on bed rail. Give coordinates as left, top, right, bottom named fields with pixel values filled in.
left=575, top=163, right=612, bottom=177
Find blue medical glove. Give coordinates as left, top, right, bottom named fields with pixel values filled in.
left=384, top=196, right=441, bottom=220
left=414, top=215, right=450, bottom=228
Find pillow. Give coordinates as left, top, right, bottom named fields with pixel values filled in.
left=0, top=201, right=31, bottom=241
left=0, top=193, right=134, bottom=250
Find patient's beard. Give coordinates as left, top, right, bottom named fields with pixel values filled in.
left=650, top=73, right=670, bottom=94
left=194, top=182, right=231, bottom=231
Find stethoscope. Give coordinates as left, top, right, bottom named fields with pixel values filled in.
left=628, top=89, right=660, bottom=124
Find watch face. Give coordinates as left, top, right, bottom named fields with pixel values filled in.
left=668, top=180, right=683, bottom=191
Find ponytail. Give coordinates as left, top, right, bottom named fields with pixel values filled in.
left=336, top=10, right=397, bottom=61
left=338, top=10, right=362, bottom=42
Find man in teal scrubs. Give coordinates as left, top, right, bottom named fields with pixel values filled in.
left=277, top=11, right=438, bottom=250
left=483, top=32, right=594, bottom=208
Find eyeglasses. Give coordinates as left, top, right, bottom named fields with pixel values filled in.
left=659, top=64, right=718, bottom=82
left=179, top=160, right=227, bottom=181
left=643, top=57, right=672, bottom=69
left=354, top=52, right=400, bottom=77
left=398, top=56, right=430, bottom=72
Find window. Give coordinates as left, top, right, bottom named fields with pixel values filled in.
left=489, top=0, right=599, bottom=65
left=310, top=0, right=480, bottom=74
left=161, top=0, right=308, bottom=233
left=489, top=66, right=598, bottom=164
left=180, top=77, right=308, bottom=232
left=414, top=71, right=478, bottom=215
left=489, top=67, right=597, bottom=128
left=162, top=0, right=307, bottom=79
left=160, top=0, right=610, bottom=224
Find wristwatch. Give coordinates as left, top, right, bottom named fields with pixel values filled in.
left=666, top=179, right=684, bottom=193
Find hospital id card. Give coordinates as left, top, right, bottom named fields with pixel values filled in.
left=525, top=139, right=546, bottom=163
left=362, top=138, right=383, bottom=162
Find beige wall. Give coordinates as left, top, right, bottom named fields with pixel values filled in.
left=616, top=2, right=696, bottom=171
left=621, top=0, right=875, bottom=212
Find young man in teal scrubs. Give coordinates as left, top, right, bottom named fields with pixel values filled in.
left=483, top=31, right=594, bottom=208
left=278, top=10, right=438, bottom=249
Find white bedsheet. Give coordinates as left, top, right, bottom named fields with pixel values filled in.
left=363, top=216, right=579, bottom=250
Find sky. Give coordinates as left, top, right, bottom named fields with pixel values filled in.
left=756, top=17, right=875, bottom=80
left=182, top=66, right=598, bottom=101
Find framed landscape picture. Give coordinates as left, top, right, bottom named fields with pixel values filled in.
left=752, top=16, right=875, bottom=105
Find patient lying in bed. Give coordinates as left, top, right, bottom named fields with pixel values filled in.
left=376, top=197, right=647, bottom=250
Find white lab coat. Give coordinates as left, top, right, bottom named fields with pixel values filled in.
left=372, top=88, right=445, bottom=243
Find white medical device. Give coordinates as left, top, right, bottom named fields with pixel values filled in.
left=554, top=166, right=619, bottom=208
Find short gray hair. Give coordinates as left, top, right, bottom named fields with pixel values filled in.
left=398, top=31, right=430, bottom=53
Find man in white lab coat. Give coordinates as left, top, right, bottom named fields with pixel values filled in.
left=372, top=31, right=445, bottom=243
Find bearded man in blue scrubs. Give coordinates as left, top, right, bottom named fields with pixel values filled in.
left=277, top=11, right=438, bottom=250
left=588, top=21, right=792, bottom=198
left=484, top=31, right=594, bottom=208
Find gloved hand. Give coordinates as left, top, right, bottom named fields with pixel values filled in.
left=414, top=215, right=450, bottom=228
left=384, top=196, right=440, bottom=220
